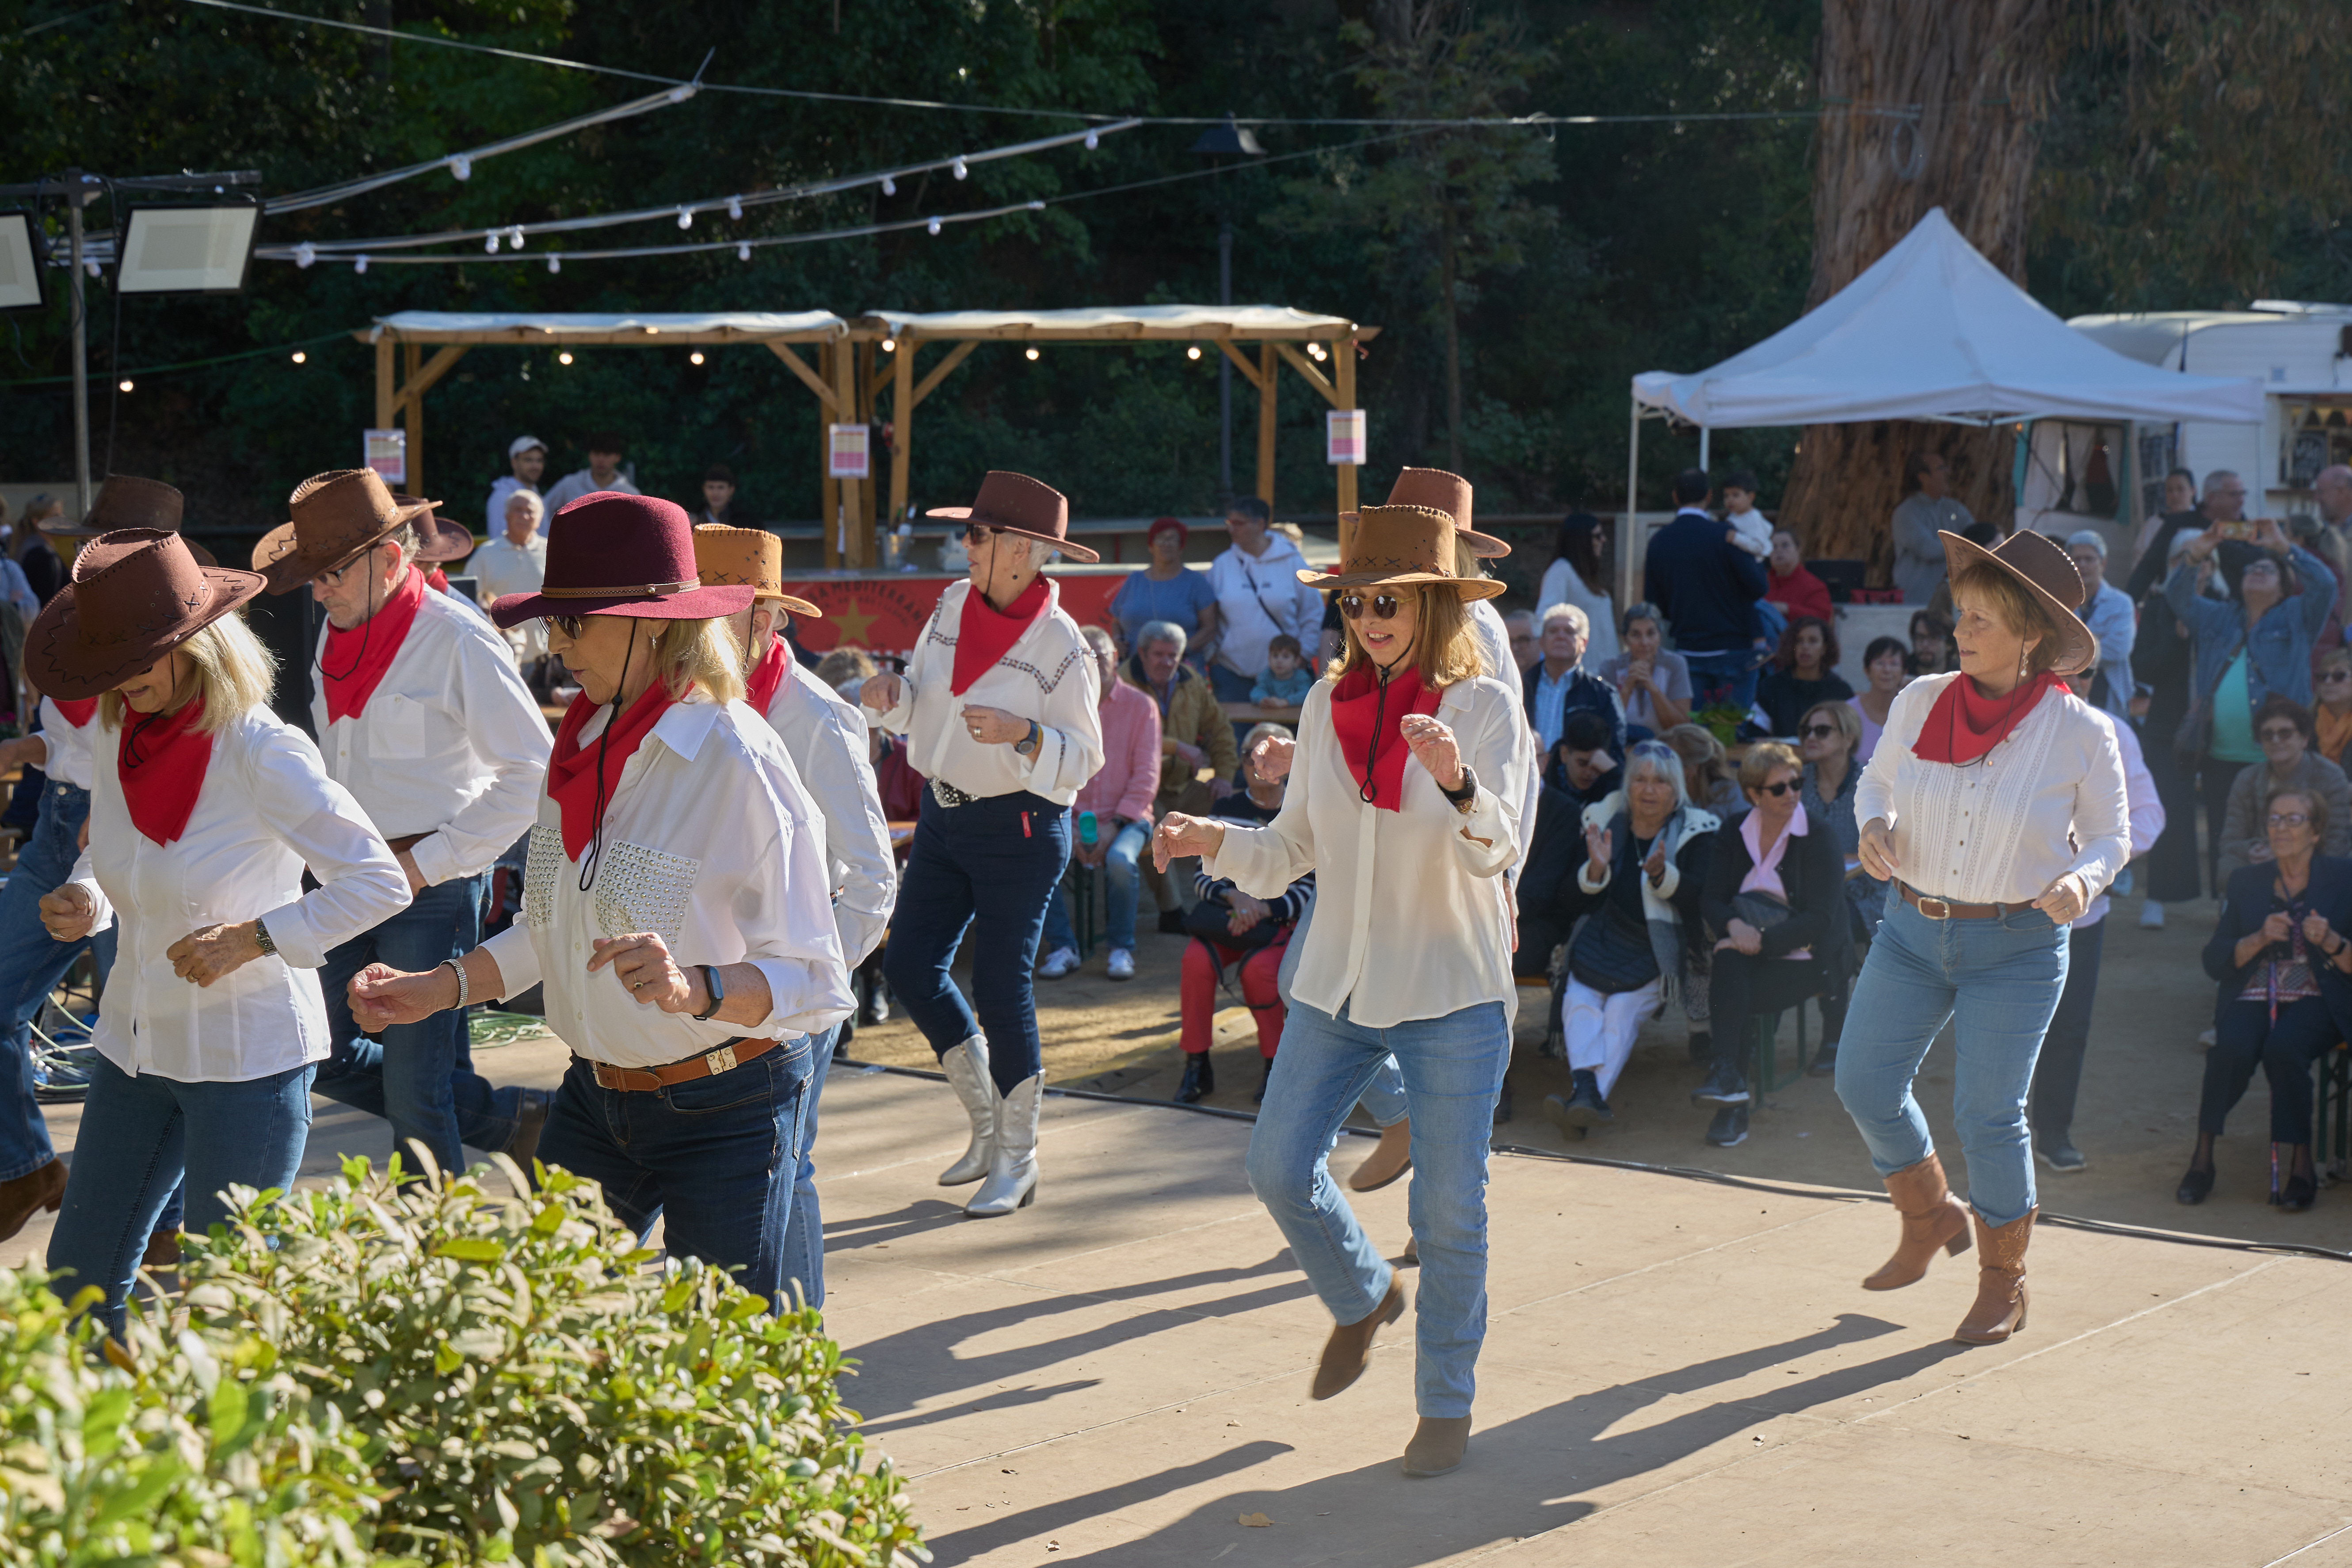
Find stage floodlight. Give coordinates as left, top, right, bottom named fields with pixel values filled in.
left=0, top=210, right=46, bottom=311
left=115, top=204, right=258, bottom=294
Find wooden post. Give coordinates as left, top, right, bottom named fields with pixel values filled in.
left=889, top=340, right=914, bottom=535
left=820, top=343, right=840, bottom=570
left=832, top=338, right=863, bottom=568
left=374, top=335, right=394, bottom=431
left=1256, top=342, right=1278, bottom=511
left=857, top=338, right=878, bottom=548
left=1334, top=335, right=1358, bottom=518
left=402, top=342, right=423, bottom=495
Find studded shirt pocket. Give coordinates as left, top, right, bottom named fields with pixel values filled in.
left=522, top=824, right=565, bottom=931
left=591, top=839, right=700, bottom=947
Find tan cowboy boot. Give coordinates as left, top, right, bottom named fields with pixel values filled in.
left=1349, top=1119, right=1412, bottom=1192
left=1311, top=1277, right=1405, bottom=1400
left=1402, top=1415, right=1472, bottom=1477
left=0, top=1158, right=66, bottom=1245
left=1862, top=1153, right=1972, bottom=1290
left=1954, top=1208, right=2035, bottom=1344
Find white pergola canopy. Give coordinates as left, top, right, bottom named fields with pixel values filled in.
left=864, top=305, right=1366, bottom=342
left=370, top=310, right=849, bottom=343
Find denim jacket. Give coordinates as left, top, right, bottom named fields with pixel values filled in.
left=2165, top=543, right=2335, bottom=710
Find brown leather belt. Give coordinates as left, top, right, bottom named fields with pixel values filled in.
left=1899, top=883, right=2029, bottom=921
left=385, top=832, right=430, bottom=854
left=588, top=1035, right=775, bottom=1094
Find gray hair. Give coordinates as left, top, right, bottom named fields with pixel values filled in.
left=505, top=488, right=546, bottom=527
left=1239, top=720, right=1294, bottom=758
left=1080, top=625, right=1119, bottom=659
left=1503, top=609, right=1536, bottom=635
left=2206, top=469, right=2244, bottom=492
left=1624, top=738, right=1692, bottom=811
left=1540, top=602, right=1588, bottom=636
left=1621, top=599, right=1666, bottom=636
left=1137, top=619, right=1187, bottom=655
left=2065, top=529, right=2107, bottom=560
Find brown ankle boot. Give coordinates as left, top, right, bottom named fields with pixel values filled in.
left=1349, top=1119, right=1412, bottom=1192
left=1954, top=1209, right=2035, bottom=1344
left=1311, top=1277, right=1405, bottom=1400
left=0, top=1158, right=66, bottom=1245
left=1862, top=1153, right=1971, bottom=1290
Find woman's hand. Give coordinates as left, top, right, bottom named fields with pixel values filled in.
left=858, top=672, right=904, bottom=711
left=2031, top=873, right=2089, bottom=925
left=1725, top=917, right=1763, bottom=956
left=1153, top=812, right=1227, bottom=871
left=1582, top=822, right=1612, bottom=879
left=1247, top=733, right=1295, bottom=782
left=167, top=922, right=265, bottom=988
left=588, top=932, right=699, bottom=1012
left=1625, top=658, right=1654, bottom=693
left=349, top=962, right=459, bottom=1031
left=2303, top=910, right=2339, bottom=954
left=1857, top=817, right=1901, bottom=881
left=1643, top=838, right=1669, bottom=885
left=961, top=704, right=1029, bottom=746
left=1225, top=892, right=1270, bottom=934
left=38, top=885, right=94, bottom=942
left=2262, top=910, right=2295, bottom=945
left=1399, top=713, right=1462, bottom=792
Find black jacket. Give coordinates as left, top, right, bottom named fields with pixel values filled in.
left=1642, top=509, right=1768, bottom=654
left=1700, top=808, right=1852, bottom=977
left=1532, top=801, right=1712, bottom=984
left=1520, top=662, right=1626, bottom=759
left=2203, top=855, right=2352, bottom=1030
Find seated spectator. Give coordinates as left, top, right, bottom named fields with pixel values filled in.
left=1038, top=627, right=1161, bottom=981
left=1536, top=740, right=1717, bottom=1134
left=1662, top=722, right=1742, bottom=813
left=1765, top=527, right=1834, bottom=625
left=2216, top=694, right=2352, bottom=877
left=2180, top=788, right=2352, bottom=1212
left=471, top=488, right=549, bottom=679
left=1124, top=619, right=1238, bottom=929
left=1691, top=742, right=1849, bottom=1147
left=483, top=435, right=545, bottom=538
left=1849, top=635, right=1910, bottom=763
left=692, top=464, right=755, bottom=529
left=1907, top=610, right=1955, bottom=677
left=1505, top=609, right=1540, bottom=674
left=815, top=647, right=878, bottom=691
left=539, top=430, right=642, bottom=519
left=1112, top=517, right=1220, bottom=657
left=1537, top=510, right=1618, bottom=667
left=1523, top=603, right=1626, bottom=757
left=1754, top=615, right=1853, bottom=736
left=1797, top=698, right=1879, bottom=1074
left=1516, top=710, right=1624, bottom=980
left=1176, top=722, right=1313, bottom=1105
left=2065, top=529, right=2135, bottom=720
left=1597, top=602, right=1692, bottom=744
left=2316, top=649, right=2352, bottom=772
left=1250, top=633, right=1314, bottom=708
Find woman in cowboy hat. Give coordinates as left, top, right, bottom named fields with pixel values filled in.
left=31, top=528, right=409, bottom=1327
left=1841, top=528, right=2130, bottom=1345
left=1152, top=504, right=1533, bottom=1480
left=859, top=472, right=1105, bottom=1219
left=344, top=491, right=850, bottom=1310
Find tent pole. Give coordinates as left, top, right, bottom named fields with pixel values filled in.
left=1623, top=397, right=1641, bottom=610
left=1698, top=426, right=1709, bottom=473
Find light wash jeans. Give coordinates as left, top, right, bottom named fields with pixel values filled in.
left=1040, top=817, right=1151, bottom=955
left=1245, top=999, right=1509, bottom=1418
left=1833, top=893, right=2068, bottom=1228
left=0, top=779, right=119, bottom=1182
left=782, top=1024, right=837, bottom=1311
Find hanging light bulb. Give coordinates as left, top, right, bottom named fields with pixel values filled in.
left=1025, top=347, right=1040, bottom=361
left=690, top=351, right=705, bottom=366
left=926, top=216, right=942, bottom=236
left=1186, top=345, right=1201, bottom=360
left=449, top=155, right=472, bottom=181
left=83, top=259, right=99, bottom=278
left=1085, top=128, right=1099, bottom=150
left=677, top=207, right=694, bottom=230
left=558, top=351, right=574, bottom=365
left=118, top=379, right=133, bottom=393
left=737, top=242, right=750, bottom=262
left=881, top=175, right=896, bottom=195
left=509, top=225, right=526, bottom=249
left=952, top=156, right=968, bottom=180
left=484, top=233, right=500, bottom=253
left=547, top=256, right=561, bottom=274
left=293, top=242, right=316, bottom=270
left=726, top=195, right=743, bottom=220
left=881, top=337, right=897, bottom=352
left=355, top=255, right=370, bottom=274
left=291, top=350, right=307, bottom=364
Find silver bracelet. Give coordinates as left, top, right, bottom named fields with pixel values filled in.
left=441, top=958, right=469, bottom=1011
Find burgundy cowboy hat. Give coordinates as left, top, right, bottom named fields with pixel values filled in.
left=1938, top=528, right=2098, bottom=676
left=27, top=528, right=268, bottom=702
left=392, top=494, right=479, bottom=565
left=37, top=474, right=219, bottom=565
left=1386, top=468, right=1509, bottom=560
left=1303, top=505, right=1506, bottom=601
left=251, top=469, right=438, bottom=594
left=925, top=470, right=1101, bottom=563
left=489, top=491, right=753, bottom=627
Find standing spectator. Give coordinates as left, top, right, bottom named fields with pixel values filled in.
left=1038, top=627, right=1161, bottom=981
left=1522, top=603, right=1624, bottom=758
left=2214, top=695, right=2352, bottom=877
left=1849, top=636, right=1910, bottom=765
left=2129, top=466, right=2201, bottom=585
left=1504, top=609, right=1540, bottom=675
left=17, top=497, right=64, bottom=606
left=472, top=490, right=550, bottom=675
left=1890, top=451, right=1975, bottom=605
left=1765, top=528, right=1834, bottom=626
left=1755, top=616, right=1854, bottom=737
left=2064, top=530, right=2135, bottom=718
left=1202, top=496, right=1321, bottom=704
left=2315, top=649, right=2352, bottom=771
left=1597, top=602, right=1692, bottom=743
left=2316, top=464, right=2352, bottom=542
left=1110, top=517, right=1220, bottom=656
left=1908, top=609, right=1955, bottom=676
left=691, top=464, right=755, bottom=529
left=1536, top=511, right=1618, bottom=668
left=1796, top=698, right=1878, bottom=1075
left=540, top=430, right=642, bottom=520
left=483, top=435, right=545, bottom=537
left=1123, top=621, right=1237, bottom=928
left=2135, top=480, right=2228, bottom=926
left=1643, top=468, right=1768, bottom=711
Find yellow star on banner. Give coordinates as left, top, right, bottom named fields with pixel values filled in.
left=831, top=599, right=878, bottom=648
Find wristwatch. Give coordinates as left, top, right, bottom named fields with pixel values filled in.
left=1439, top=766, right=1479, bottom=814
left=693, top=964, right=725, bottom=1021
left=252, top=918, right=278, bottom=958
left=1014, top=720, right=1042, bottom=757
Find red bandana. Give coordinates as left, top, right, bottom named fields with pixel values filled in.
left=745, top=635, right=792, bottom=716
left=1329, top=660, right=1443, bottom=812
left=951, top=576, right=1051, bottom=695
left=320, top=566, right=427, bottom=724
left=50, top=698, right=98, bottom=729
left=547, top=679, right=678, bottom=860
left=119, top=696, right=213, bottom=846
left=426, top=566, right=450, bottom=594
left=1913, top=671, right=2065, bottom=766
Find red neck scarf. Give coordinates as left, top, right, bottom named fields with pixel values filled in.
left=1329, top=659, right=1444, bottom=811
left=547, top=679, right=678, bottom=860
left=320, top=566, right=427, bottom=724
left=426, top=566, right=449, bottom=593
left=119, top=696, right=213, bottom=845
left=952, top=576, right=1051, bottom=695
left=50, top=698, right=97, bottom=728
left=1913, top=670, right=2065, bottom=766
left=745, top=635, right=792, bottom=715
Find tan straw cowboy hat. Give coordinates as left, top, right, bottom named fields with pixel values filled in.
left=251, top=469, right=438, bottom=594
left=1386, top=468, right=1510, bottom=559
left=692, top=525, right=821, bottom=618
left=925, top=470, right=1101, bottom=563
left=27, top=528, right=267, bottom=702
left=1302, top=505, right=1506, bottom=601
left=1938, top=528, right=2098, bottom=676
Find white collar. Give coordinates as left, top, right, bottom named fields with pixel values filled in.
left=649, top=694, right=724, bottom=763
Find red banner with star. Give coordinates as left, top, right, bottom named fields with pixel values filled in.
left=778, top=572, right=1126, bottom=659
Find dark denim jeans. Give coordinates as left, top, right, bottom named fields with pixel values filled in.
left=0, top=780, right=119, bottom=1182
left=2027, top=919, right=2105, bottom=1148
left=316, top=872, right=519, bottom=1175
left=782, top=1021, right=839, bottom=1311
left=1681, top=648, right=1759, bottom=715
left=883, top=790, right=1070, bottom=1094
left=538, top=1036, right=814, bottom=1309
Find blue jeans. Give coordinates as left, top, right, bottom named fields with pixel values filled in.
left=1245, top=999, right=1509, bottom=1418
left=0, top=781, right=119, bottom=1183
left=538, top=1037, right=813, bottom=1309
left=47, top=1055, right=314, bottom=1326
left=1040, top=817, right=1150, bottom=955
left=316, top=873, right=519, bottom=1175
left=1209, top=664, right=1259, bottom=704
left=783, top=1022, right=838, bottom=1310
left=1834, top=893, right=2068, bottom=1228
left=884, top=790, right=1070, bottom=1095
left=1681, top=648, right=1758, bottom=714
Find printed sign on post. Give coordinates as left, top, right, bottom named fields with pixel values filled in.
left=364, top=428, right=407, bottom=485
left=1326, top=408, right=1366, bottom=466
left=828, top=423, right=871, bottom=480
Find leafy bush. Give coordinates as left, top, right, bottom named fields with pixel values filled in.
left=176, top=1153, right=929, bottom=1568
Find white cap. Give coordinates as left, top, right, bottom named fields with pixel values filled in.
left=508, top=434, right=547, bottom=458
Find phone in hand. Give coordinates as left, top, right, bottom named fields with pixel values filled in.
left=2213, top=519, right=2256, bottom=542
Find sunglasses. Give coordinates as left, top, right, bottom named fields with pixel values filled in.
left=1339, top=593, right=1403, bottom=621
left=1799, top=722, right=1837, bottom=740
left=963, top=523, right=1003, bottom=545
left=1753, top=779, right=1797, bottom=797
left=541, top=614, right=585, bottom=639
left=2322, top=670, right=2352, bottom=685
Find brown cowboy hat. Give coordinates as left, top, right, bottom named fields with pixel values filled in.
left=925, top=471, right=1101, bottom=563
left=1301, top=505, right=1506, bottom=602
left=35, top=475, right=219, bottom=565
left=250, top=469, right=437, bottom=594
left=1938, top=529, right=2097, bottom=676
left=391, top=495, right=479, bottom=565
left=692, top=524, right=821, bottom=618
left=27, top=529, right=268, bottom=702
left=1386, top=468, right=1509, bottom=559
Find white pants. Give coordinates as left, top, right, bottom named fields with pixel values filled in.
left=1563, top=976, right=1662, bottom=1099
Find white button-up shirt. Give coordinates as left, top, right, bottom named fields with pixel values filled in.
left=864, top=578, right=1105, bottom=805
left=469, top=533, right=550, bottom=662
left=1205, top=671, right=1533, bottom=1029
left=759, top=656, right=895, bottom=966
left=310, top=586, right=553, bottom=887
left=38, top=697, right=96, bottom=791
left=69, top=707, right=409, bottom=1083
left=2081, top=713, right=2162, bottom=928
left=480, top=695, right=851, bottom=1067
left=1855, top=672, right=2131, bottom=908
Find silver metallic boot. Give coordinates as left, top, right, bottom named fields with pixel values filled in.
left=938, top=1034, right=995, bottom=1186
left=964, top=1073, right=1042, bottom=1217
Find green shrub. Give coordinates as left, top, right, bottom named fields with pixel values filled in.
left=0, top=1264, right=387, bottom=1566
left=176, top=1153, right=929, bottom=1568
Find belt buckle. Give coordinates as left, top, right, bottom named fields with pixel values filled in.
left=931, top=778, right=972, bottom=809
left=1917, top=893, right=1952, bottom=919
left=703, top=1043, right=738, bottom=1076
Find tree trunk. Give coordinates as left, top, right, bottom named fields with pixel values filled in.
left=1779, top=0, right=2064, bottom=583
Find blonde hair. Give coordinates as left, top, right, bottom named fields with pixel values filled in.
left=1326, top=584, right=1483, bottom=690
left=99, top=612, right=277, bottom=733
left=1738, top=740, right=1803, bottom=793
left=1950, top=559, right=2094, bottom=677
left=1661, top=722, right=1734, bottom=800
left=1452, top=536, right=1484, bottom=581
left=1802, top=699, right=1861, bottom=750
left=648, top=616, right=745, bottom=703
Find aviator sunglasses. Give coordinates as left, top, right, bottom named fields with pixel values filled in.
left=1338, top=592, right=1403, bottom=621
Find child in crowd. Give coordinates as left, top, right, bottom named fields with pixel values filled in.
left=1721, top=468, right=1784, bottom=672
left=1251, top=633, right=1314, bottom=707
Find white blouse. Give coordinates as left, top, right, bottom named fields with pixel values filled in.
left=480, top=695, right=851, bottom=1068
left=863, top=578, right=1105, bottom=805
left=311, top=586, right=553, bottom=887
left=1205, top=671, right=1533, bottom=1028
left=759, top=659, right=896, bottom=967
left=38, top=697, right=96, bottom=791
left=69, top=707, right=410, bottom=1083
left=1854, top=672, right=2131, bottom=908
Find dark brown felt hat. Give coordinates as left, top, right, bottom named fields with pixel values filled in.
left=392, top=494, right=480, bottom=565
left=1386, top=468, right=1509, bottom=559
left=40, top=475, right=185, bottom=541
left=925, top=471, right=1101, bottom=563
left=1301, top=505, right=1507, bottom=601
left=489, top=492, right=753, bottom=627
left=1938, top=528, right=2097, bottom=676
left=250, top=469, right=437, bottom=594
left=27, top=528, right=267, bottom=701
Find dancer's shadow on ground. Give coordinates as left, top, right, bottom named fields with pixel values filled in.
left=823, top=1198, right=974, bottom=1250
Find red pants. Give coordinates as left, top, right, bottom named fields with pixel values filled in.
left=1180, top=936, right=1289, bottom=1057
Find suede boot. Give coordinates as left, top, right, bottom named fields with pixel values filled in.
left=1953, top=1208, right=2035, bottom=1344
left=1402, top=1415, right=1471, bottom=1477
left=0, top=1159, right=65, bottom=1245
left=1311, top=1277, right=1404, bottom=1400
left=1862, top=1152, right=1971, bottom=1290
